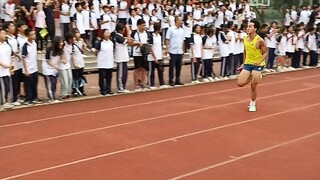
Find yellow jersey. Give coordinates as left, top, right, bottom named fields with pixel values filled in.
left=243, top=35, right=265, bottom=66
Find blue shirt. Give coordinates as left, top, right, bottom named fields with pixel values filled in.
left=166, top=26, right=185, bottom=54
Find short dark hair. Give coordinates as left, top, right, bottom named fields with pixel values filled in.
left=65, top=31, right=75, bottom=41
left=154, top=23, right=161, bottom=32
left=192, top=24, right=201, bottom=32
left=25, top=28, right=33, bottom=36
left=75, top=3, right=82, bottom=8
left=3, top=21, right=14, bottom=31
left=137, top=19, right=146, bottom=26
left=16, top=21, right=26, bottom=28
left=250, top=19, right=261, bottom=31
left=116, top=23, right=125, bottom=32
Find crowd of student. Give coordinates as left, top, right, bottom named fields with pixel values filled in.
left=1, top=0, right=320, bottom=110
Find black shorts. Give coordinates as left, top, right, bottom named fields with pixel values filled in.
left=286, top=52, right=294, bottom=58
left=133, top=56, right=147, bottom=69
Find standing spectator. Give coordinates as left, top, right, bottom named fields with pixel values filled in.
left=166, top=16, right=185, bottom=86
left=59, top=0, right=71, bottom=37
left=190, top=24, right=203, bottom=84
left=109, top=6, right=117, bottom=32
left=19, top=0, right=35, bottom=28
left=202, top=27, right=217, bottom=82
left=3, top=22, right=21, bottom=106
left=21, top=28, right=39, bottom=104
left=114, top=23, right=132, bottom=93
left=44, top=0, right=58, bottom=42
left=34, top=3, right=46, bottom=53
left=89, top=3, right=98, bottom=51
left=73, top=2, right=85, bottom=39
left=118, top=0, right=129, bottom=25
left=265, top=21, right=278, bottom=72
left=0, top=29, right=14, bottom=110
left=3, top=0, right=16, bottom=22
left=100, top=5, right=111, bottom=31
left=95, top=29, right=114, bottom=96
left=298, top=5, right=310, bottom=25
left=71, top=30, right=87, bottom=96
left=60, top=32, right=74, bottom=99
left=43, top=36, right=62, bottom=103
left=131, top=19, right=153, bottom=90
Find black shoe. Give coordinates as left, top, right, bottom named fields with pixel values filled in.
left=107, top=92, right=114, bottom=95
left=175, top=82, right=184, bottom=85
left=169, top=82, right=175, bottom=86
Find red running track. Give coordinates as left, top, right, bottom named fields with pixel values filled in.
left=0, top=69, right=320, bottom=180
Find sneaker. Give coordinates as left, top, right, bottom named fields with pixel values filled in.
left=264, top=69, right=271, bottom=73
left=3, top=103, right=14, bottom=109
left=277, top=66, right=284, bottom=72
left=191, top=80, right=201, bottom=84
left=202, top=78, right=210, bottom=83
left=248, top=105, right=256, bottom=112
left=123, top=89, right=130, bottom=93
left=269, top=69, right=276, bottom=72
left=12, top=101, right=21, bottom=106
left=214, top=77, right=221, bottom=81
left=149, top=86, right=157, bottom=90
left=208, top=77, right=215, bottom=81
left=117, top=89, right=124, bottom=93
left=175, top=82, right=184, bottom=85
left=159, top=85, right=168, bottom=89
left=221, top=77, right=230, bottom=80
left=288, top=67, right=296, bottom=71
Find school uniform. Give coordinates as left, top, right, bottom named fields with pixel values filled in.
left=60, top=3, right=71, bottom=37
left=118, top=0, right=128, bottom=24
left=72, top=40, right=86, bottom=96
left=227, top=30, right=236, bottom=75
left=3, top=2, right=15, bottom=22
left=147, top=33, right=164, bottom=87
left=202, top=35, right=217, bottom=78
left=218, top=31, right=230, bottom=77
left=95, top=39, right=114, bottom=95
left=266, top=28, right=277, bottom=69
left=128, top=15, right=141, bottom=31
left=305, top=33, right=318, bottom=66
left=285, top=33, right=297, bottom=66
left=190, top=33, right=202, bottom=81
left=0, top=41, right=13, bottom=106
left=43, top=47, right=59, bottom=101
left=90, top=11, right=99, bottom=50
left=7, top=35, right=21, bottom=103
left=293, top=30, right=305, bottom=68
left=60, top=42, right=73, bottom=98
left=114, top=33, right=130, bottom=91
left=149, top=15, right=160, bottom=33
left=35, top=10, right=46, bottom=51
left=183, top=19, right=193, bottom=51
left=82, top=9, right=91, bottom=40
left=109, top=12, right=117, bottom=32
left=21, top=40, right=38, bottom=103
left=131, top=30, right=153, bottom=70
left=74, top=12, right=86, bottom=37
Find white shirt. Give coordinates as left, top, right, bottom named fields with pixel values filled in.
left=202, top=35, right=217, bottom=59
left=214, top=10, right=224, bottom=28
left=148, top=33, right=162, bottom=61
left=114, top=33, right=130, bottom=63
left=4, top=3, right=15, bottom=22
left=285, top=33, right=297, bottom=53
left=100, top=13, right=111, bottom=30
left=96, top=40, right=114, bottom=69
left=118, top=1, right=128, bottom=19
left=90, top=11, right=98, bottom=30
left=72, top=40, right=85, bottom=69
left=35, top=10, right=46, bottom=28
left=43, top=49, right=60, bottom=76
left=109, top=13, right=117, bottom=32
left=75, top=12, right=85, bottom=34
left=190, top=33, right=203, bottom=58
left=82, top=10, right=90, bottom=31
left=92, top=0, right=100, bottom=18
left=306, top=33, right=317, bottom=51
left=183, top=19, right=193, bottom=38
left=131, top=30, right=149, bottom=57
left=149, top=16, right=159, bottom=32
left=266, top=28, right=277, bottom=48
left=61, top=42, right=72, bottom=70
left=21, top=41, right=38, bottom=74
left=296, top=30, right=305, bottom=49
left=7, top=35, right=22, bottom=71
left=218, top=32, right=229, bottom=57
left=0, top=42, right=12, bottom=77
left=128, top=15, right=141, bottom=31
left=227, top=30, right=236, bottom=54
left=60, top=3, right=71, bottom=23
left=299, top=10, right=310, bottom=25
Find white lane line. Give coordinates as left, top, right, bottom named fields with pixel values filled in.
left=169, top=131, right=320, bottom=180
left=1, top=101, right=320, bottom=180
left=0, top=86, right=317, bottom=150
left=1, top=74, right=319, bottom=129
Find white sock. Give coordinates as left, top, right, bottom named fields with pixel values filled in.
left=250, top=100, right=256, bottom=106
